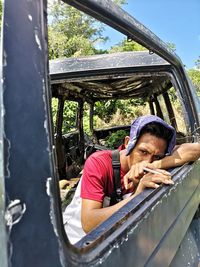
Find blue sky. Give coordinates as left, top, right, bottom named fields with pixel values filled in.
left=102, top=0, right=200, bottom=69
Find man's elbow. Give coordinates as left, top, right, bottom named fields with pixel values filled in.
left=81, top=212, right=97, bottom=233
left=190, top=143, right=200, bottom=160
left=183, top=142, right=200, bottom=161
left=81, top=219, right=94, bottom=233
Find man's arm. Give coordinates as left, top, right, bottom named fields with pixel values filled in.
left=81, top=196, right=135, bottom=233
left=81, top=172, right=173, bottom=233
left=152, top=142, right=200, bottom=170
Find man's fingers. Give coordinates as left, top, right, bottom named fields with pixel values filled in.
left=155, top=169, right=171, bottom=176
left=124, top=171, right=139, bottom=189
left=123, top=173, right=133, bottom=189
left=142, top=173, right=174, bottom=186
left=149, top=182, right=160, bottom=188
left=151, top=175, right=173, bottom=183
left=163, top=178, right=174, bottom=185
left=124, top=174, right=129, bottom=189
left=126, top=181, right=134, bottom=190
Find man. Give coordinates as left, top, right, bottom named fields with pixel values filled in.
left=63, top=115, right=200, bottom=244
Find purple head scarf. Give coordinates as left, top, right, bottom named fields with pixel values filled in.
left=126, top=115, right=176, bottom=156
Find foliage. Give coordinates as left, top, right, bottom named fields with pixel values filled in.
left=105, top=130, right=128, bottom=149
left=93, top=98, right=146, bottom=127
left=168, top=87, right=177, bottom=102
left=195, top=56, right=200, bottom=69
left=94, top=100, right=117, bottom=122
left=187, top=69, right=200, bottom=97
left=113, top=0, right=127, bottom=5
left=166, top=42, right=176, bottom=52
left=52, top=98, right=78, bottom=134
left=48, top=2, right=107, bottom=59
left=62, top=101, right=78, bottom=133
left=48, top=0, right=126, bottom=59
left=51, top=98, right=58, bottom=132
left=109, top=38, right=146, bottom=53
left=109, top=40, right=175, bottom=54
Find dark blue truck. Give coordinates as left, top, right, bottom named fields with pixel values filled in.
left=0, top=1, right=200, bottom=267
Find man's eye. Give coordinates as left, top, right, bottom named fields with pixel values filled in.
left=154, top=155, right=162, bottom=160
left=140, top=150, right=148, bottom=155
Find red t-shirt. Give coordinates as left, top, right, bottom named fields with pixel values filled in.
left=81, top=150, right=134, bottom=202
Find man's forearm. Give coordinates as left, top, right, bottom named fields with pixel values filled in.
left=153, top=143, right=200, bottom=170
left=81, top=194, right=137, bottom=233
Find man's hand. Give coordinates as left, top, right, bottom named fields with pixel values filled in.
left=123, top=161, right=171, bottom=190
left=134, top=171, right=174, bottom=195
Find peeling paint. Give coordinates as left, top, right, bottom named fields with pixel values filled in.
left=4, top=199, right=26, bottom=266
left=4, top=135, right=11, bottom=179
left=5, top=199, right=26, bottom=228
left=3, top=50, right=7, bottom=67
left=44, top=119, right=48, bottom=132
left=46, top=177, right=51, bottom=196
left=28, top=15, right=32, bottom=21
left=46, top=177, right=59, bottom=238
left=34, top=31, right=42, bottom=50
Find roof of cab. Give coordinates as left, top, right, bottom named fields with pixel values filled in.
left=50, top=51, right=170, bottom=80
left=49, top=51, right=172, bottom=102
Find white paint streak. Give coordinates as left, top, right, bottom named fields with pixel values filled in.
left=35, top=33, right=42, bottom=50
left=28, top=15, right=33, bottom=21
left=46, top=177, right=51, bottom=196
left=3, top=50, right=7, bottom=67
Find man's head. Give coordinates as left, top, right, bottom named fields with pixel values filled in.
left=126, top=115, right=176, bottom=157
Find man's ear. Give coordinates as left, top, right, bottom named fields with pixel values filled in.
left=124, top=136, right=130, bottom=148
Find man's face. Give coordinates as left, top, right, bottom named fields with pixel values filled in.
left=128, top=133, right=167, bottom=166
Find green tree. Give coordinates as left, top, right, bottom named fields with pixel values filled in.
left=195, top=56, right=200, bottom=69
left=48, top=2, right=107, bottom=59
left=109, top=38, right=146, bottom=53
left=166, top=42, right=176, bottom=52
left=188, top=69, right=200, bottom=97
left=48, top=0, right=126, bottom=59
